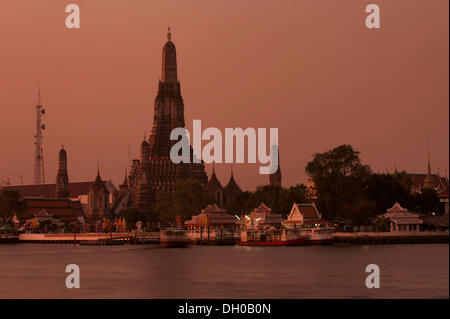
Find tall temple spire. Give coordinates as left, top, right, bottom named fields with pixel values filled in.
left=140, top=139, right=150, bottom=165
left=269, top=143, right=282, bottom=188
left=129, top=29, right=207, bottom=214
left=55, top=146, right=69, bottom=198
left=120, top=166, right=128, bottom=189
left=37, top=80, right=41, bottom=105
left=161, top=27, right=177, bottom=83
left=423, top=141, right=434, bottom=189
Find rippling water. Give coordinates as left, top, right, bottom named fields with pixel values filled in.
left=0, top=243, right=447, bottom=298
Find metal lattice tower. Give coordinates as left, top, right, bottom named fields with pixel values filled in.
left=33, top=82, right=46, bottom=184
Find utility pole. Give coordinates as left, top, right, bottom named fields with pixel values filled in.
left=33, top=82, right=46, bottom=184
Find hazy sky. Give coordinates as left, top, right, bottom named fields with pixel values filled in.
left=0, top=0, right=448, bottom=190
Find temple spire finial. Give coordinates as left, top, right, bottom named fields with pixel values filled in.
left=423, top=141, right=435, bottom=189
left=38, top=81, right=40, bottom=104
left=167, top=26, right=172, bottom=41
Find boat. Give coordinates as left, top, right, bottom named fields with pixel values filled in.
left=301, top=226, right=335, bottom=245
left=160, top=228, right=191, bottom=248
left=237, top=228, right=307, bottom=246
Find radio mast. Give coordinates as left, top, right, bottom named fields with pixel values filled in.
left=33, top=82, right=46, bottom=184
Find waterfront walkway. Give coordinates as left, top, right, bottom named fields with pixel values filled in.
left=0, top=235, right=19, bottom=244
left=17, top=232, right=160, bottom=245
left=333, top=231, right=449, bottom=244
left=4, top=231, right=449, bottom=246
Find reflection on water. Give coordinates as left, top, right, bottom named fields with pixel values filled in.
left=0, top=244, right=448, bottom=298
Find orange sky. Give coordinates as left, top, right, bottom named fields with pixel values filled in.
left=0, top=0, right=448, bottom=190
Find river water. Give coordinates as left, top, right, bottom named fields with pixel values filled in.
left=0, top=243, right=447, bottom=298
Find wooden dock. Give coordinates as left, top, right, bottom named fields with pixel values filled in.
left=195, top=239, right=237, bottom=246
left=18, top=232, right=160, bottom=245
left=0, top=235, right=19, bottom=244
left=333, top=231, right=449, bottom=245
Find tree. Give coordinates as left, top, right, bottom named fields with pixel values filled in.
left=366, top=172, right=411, bottom=213
left=120, top=207, right=150, bottom=231
left=347, top=199, right=377, bottom=225
left=411, top=188, right=441, bottom=214
left=305, top=144, right=372, bottom=220
left=278, top=184, right=308, bottom=217
left=374, top=216, right=390, bottom=232
left=232, top=184, right=308, bottom=218
left=0, top=190, right=23, bottom=224
left=153, top=179, right=207, bottom=225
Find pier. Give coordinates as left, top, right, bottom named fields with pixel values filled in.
left=195, top=239, right=237, bottom=246
left=7, top=231, right=450, bottom=246
left=333, top=231, right=449, bottom=245
left=0, top=235, right=19, bottom=244
left=17, top=232, right=160, bottom=245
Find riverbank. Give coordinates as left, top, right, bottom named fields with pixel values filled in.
left=4, top=231, right=448, bottom=246
left=16, top=232, right=159, bottom=245
left=0, top=234, right=19, bottom=244
left=333, top=231, right=449, bottom=244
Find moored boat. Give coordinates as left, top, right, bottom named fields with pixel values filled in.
left=160, top=228, right=191, bottom=248
left=237, top=228, right=307, bottom=246
left=301, top=226, right=335, bottom=245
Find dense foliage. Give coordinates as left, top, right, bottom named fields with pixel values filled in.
left=0, top=190, right=23, bottom=224
left=305, top=144, right=442, bottom=224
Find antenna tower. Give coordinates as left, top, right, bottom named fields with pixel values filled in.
left=33, top=82, right=46, bottom=184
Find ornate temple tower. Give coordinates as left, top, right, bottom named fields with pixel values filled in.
left=269, top=143, right=282, bottom=188
left=149, top=27, right=186, bottom=156
left=87, top=168, right=110, bottom=221
left=129, top=28, right=207, bottom=214
left=423, top=143, right=434, bottom=190
left=55, top=146, right=70, bottom=198
left=223, top=167, right=243, bottom=208
left=205, top=166, right=224, bottom=206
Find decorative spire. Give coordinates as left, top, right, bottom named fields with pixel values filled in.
left=167, top=26, right=171, bottom=41
left=269, top=142, right=282, bottom=187
left=161, top=27, right=177, bottom=82
left=55, top=146, right=69, bottom=198
left=225, top=165, right=241, bottom=192
left=37, top=80, right=41, bottom=105
left=423, top=141, right=434, bottom=189
left=120, top=166, right=128, bottom=188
